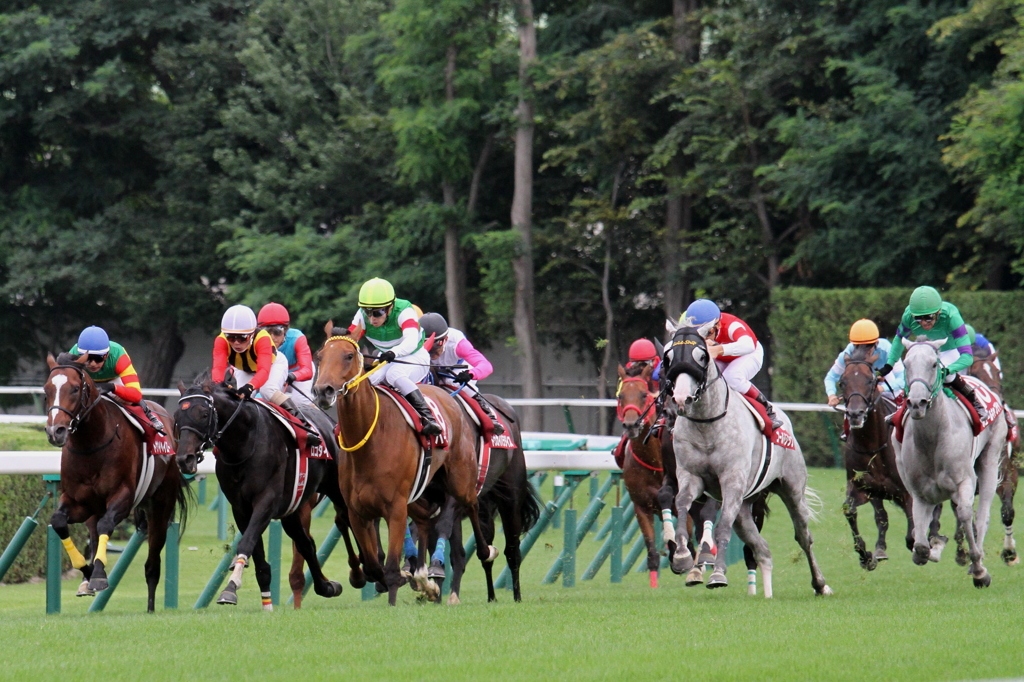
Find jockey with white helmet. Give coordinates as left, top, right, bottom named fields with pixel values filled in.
left=418, top=312, right=504, bottom=435
left=682, top=299, right=781, bottom=429
left=212, top=304, right=320, bottom=445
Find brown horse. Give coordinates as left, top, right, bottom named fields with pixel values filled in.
left=313, top=326, right=495, bottom=605
left=44, top=353, right=190, bottom=612
left=968, top=348, right=1020, bottom=565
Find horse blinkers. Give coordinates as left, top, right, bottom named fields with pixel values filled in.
left=665, top=328, right=711, bottom=401
left=174, top=393, right=215, bottom=475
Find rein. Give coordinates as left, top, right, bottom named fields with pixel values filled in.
left=176, top=391, right=250, bottom=465
left=683, top=374, right=729, bottom=423
left=323, top=335, right=382, bottom=450
left=47, top=364, right=104, bottom=435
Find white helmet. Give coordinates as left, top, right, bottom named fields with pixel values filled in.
left=221, top=305, right=257, bottom=335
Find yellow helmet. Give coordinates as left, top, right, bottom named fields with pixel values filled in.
left=849, top=319, right=879, bottom=345
left=358, top=278, right=395, bottom=308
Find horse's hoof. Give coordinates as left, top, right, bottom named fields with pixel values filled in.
left=816, top=585, right=835, bottom=596
left=928, top=535, right=947, bottom=563
left=697, top=541, right=717, bottom=567
left=216, top=591, right=238, bottom=606
left=706, top=570, right=728, bottom=588
left=670, top=550, right=694, bottom=575
left=447, top=592, right=461, bottom=606
left=1002, top=549, right=1019, bottom=566
left=860, top=555, right=878, bottom=571
left=955, top=549, right=969, bottom=567
left=349, top=570, right=367, bottom=589
left=427, top=559, right=446, bottom=579
left=76, top=580, right=95, bottom=597
left=874, top=549, right=888, bottom=562
left=89, top=577, right=109, bottom=592
left=913, top=543, right=931, bottom=566
left=685, top=566, right=704, bottom=586
left=972, top=570, right=992, bottom=588
left=374, top=581, right=388, bottom=594
left=262, top=602, right=274, bottom=612
left=317, top=581, right=342, bottom=598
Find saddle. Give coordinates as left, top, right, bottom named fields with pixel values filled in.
left=890, top=376, right=1005, bottom=444
left=738, top=393, right=797, bottom=450
left=452, top=392, right=515, bottom=494
left=253, top=399, right=332, bottom=461
left=104, top=398, right=174, bottom=509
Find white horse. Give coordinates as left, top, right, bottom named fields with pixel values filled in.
left=895, top=339, right=1006, bottom=587
left=664, top=321, right=832, bottom=598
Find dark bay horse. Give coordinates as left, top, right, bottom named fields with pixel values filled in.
left=44, top=353, right=190, bottom=612
left=313, top=327, right=495, bottom=606
left=174, top=375, right=361, bottom=608
left=968, top=348, right=1020, bottom=565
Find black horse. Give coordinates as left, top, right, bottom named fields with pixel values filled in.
left=173, top=374, right=364, bottom=607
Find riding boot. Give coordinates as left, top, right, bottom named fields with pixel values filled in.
left=405, top=389, right=442, bottom=437
left=139, top=401, right=165, bottom=433
left=746, top=386, right=783, bottom=430
left=280, top=397, right=322, bottom=447
left=949, top=374, right=989, bottom=421
left=473, top=394, right=505, bottom=436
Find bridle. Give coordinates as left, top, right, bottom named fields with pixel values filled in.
left=616, top=377, right=656, bottom=424
left=47, top=363, right=103, bottom=435
left=838, top=359, right=881, bottom=414
left=175, top=390, right=248, bottom=465
left=667, top=329, right=729, bottom=424
left=319, top=335, right=381, bottom=451
left=904, top=343, right=942, bottom=409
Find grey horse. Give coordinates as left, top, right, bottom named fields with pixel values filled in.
left=894, top=338, right=1006, bottom=587
left=664, top=320, right=833, bottom=598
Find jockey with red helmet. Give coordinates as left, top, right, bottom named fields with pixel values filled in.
left=626, top=338, right=661, bottom=391
left=682, top=299, right=781, bottom=429
left=257, top=302, right=314, bottom=407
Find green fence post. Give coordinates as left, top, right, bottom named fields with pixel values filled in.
left=46, top=526, right=61, bottom=615
left=589, top=472, right=598, bottom=504
left=0, top=516, right=39, bottom=583
left=217, top=490, right=228, bottom=541
left=562, top=509, right=577, bottom=588
left=362, top=583, right=378, bottom=600
left=164, top=521, right=179, bottom=610
left=623, top=534, right=646, bottom=574
left=595, top=493, right=631, bottom=542
left=89, top=529, right=146, bottom=612
left=551, top=477, right=563, bottom=530
left=562, top=405, right=576, bottom=434
left=543, top=474, right=613, bottom=584
left=610, top=506, right=623, bottom=583
left=197, top=476, right=207, bottom=506
left=208, top=484, right=221, bottom=511
left=582, top=504, right=627, bottom=581
left=194, top=531, right=243, bottom=609
left=268, top=520, right=282, bottom=606
left=313, top=496, right=331, bottom=519
left=289, top=523, right=342, bottom=602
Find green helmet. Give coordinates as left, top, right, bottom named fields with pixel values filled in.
left=358, top=278, right=395, bottom=308
left=908, top=286, right=942, bottom=316
left=966, top=324, right=977, bottom=346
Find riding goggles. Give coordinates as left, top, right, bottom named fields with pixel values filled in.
left=225, top=333, right=252, bottom=344
left=85, top=354, right=107, bottom=364
left=913, top=313, right=938, bottom=323
left=263, top=324, right=287, bottom=335
left=363, top=306, right=390, bottom=319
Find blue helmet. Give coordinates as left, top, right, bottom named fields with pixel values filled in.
left=682, top=299, right=721, bottom=327
left=77, top=326, right=110, bottom=355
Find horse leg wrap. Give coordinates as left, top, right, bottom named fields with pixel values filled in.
left=700, top=520, right=715, bottom=549
left=61, top=537, right=88, bottom=569
left=747, top=569, right=757, bottom=596
left=432, top=538, right=447, bottom=565
left=95, top=534, right=110, bottom=567
left=404, top=526, right=418, bottom=558
left=229, top=554, right=246, bottom=589
left=661, top=510, right=674, bottom=544
left=261, top=591, right=273, bottom=612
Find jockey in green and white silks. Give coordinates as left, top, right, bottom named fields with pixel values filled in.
left=347, top=278, right=441, bottom=436
left=878, top=286, right=988, bottom=419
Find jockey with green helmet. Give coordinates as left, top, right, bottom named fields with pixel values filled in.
left=69, top=326, right=164, bottom=430
left=878, top=286, right=987, bottom=419
left=347, top=278, right=441, bottom=436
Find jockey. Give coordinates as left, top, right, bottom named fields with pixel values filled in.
left=69, top=326, right=163, bottom=431
left=418, top=312, right=504, bottom=436
left=257, top=302, right=314, bottom=407
left=824, top=319, right=905, bottom=406
left=626, top=339, right=661, bottom=392
left=212, top=304, right=320, bottom=446
left=879, top=286, right=987, bottom=419
left=347, top=278, right=441, bottom=436
left=966, top=324, right=1002, bottom=378
left=681, top=299, right=781, bottom=429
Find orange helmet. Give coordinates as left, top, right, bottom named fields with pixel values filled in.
left=628, top=339, right=658, bottom=362
left=849, top=319, right=879, bottom=345
left=257, top=302, right=290, bottom=326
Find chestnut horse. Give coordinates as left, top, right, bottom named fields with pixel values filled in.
left=313, top=326, right=495, bottom=606
left=44, top=353, right=190, bottom=612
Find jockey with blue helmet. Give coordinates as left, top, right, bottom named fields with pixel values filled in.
left=69, top=326, right=163, bottom=430
left=681, top=299, right=781, bottom=429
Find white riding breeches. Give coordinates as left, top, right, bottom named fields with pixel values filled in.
left=370, top=347, right=431, bottom=395
left=939, top=348, right=964, bottom=382
left=288, top=377, right=314, bottom=406
left=232, top=352, right=289, bottom=401
left=715, top=343, right=764, bottom=395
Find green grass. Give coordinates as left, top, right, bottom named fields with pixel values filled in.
left=0, top=423, right=54, bottom=451
left=1, top=466, right=1023, bottom=681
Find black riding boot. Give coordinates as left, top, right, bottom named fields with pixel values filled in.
left=749, top=387, right=783, bottom=430
left=139, top=402, right=165, bottom=433
left=949, top=374, right=989, bottom=420
left=405, top=389, right=442, bottom=436
left=473, top=394, right=505, bottom=436
left=280, top=397, right=322, bottom=447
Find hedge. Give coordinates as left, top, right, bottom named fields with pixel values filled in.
left=768, top=287, right=1024, bottom=466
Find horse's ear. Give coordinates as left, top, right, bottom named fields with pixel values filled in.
left=74, top=354, right=89, bottom=365
left=665, top=318, right=679, bottom=334
left=990, top=350, right=999, bottom=361
left=617, top=364, right=626, bottom=380
left=653, top=337, right=664, bottom=356
left=46, top=353, right=57, bottom=369
left=843, top=352, right=852, bottom=363
left=324, top=320, right=334, bottom=337
left=867, top=350, right=879, bottom=364
left=177, top=380, right=187, bottom=396
left=641, top=363, right=654, bottom=380
left=930, top=338, right=947, bottom=350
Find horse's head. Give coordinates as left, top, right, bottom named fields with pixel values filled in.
left=44, top=353, right=93, bottom=446
left=838, top=345, right=880, bottom=429
left=969, top=352, right=1002, bottom=396
left=173, top=376, right=217, bottom=476
left=313, top=321, right=363, bottom=409
left=663, top=319, right=714, bottom=408
left=903, top=337, right=945, bottom=419
left=616, top=363, right=655, bottom=439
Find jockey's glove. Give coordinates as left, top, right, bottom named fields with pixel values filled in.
left=378, top=350, right=396, bottom=363
left=95, top=382, right=117, bottom=395
left=286, top=372, right=296, bottom=385
left=877, top=364, right=893, bottom=379
left=236, top=383, right=255, bottom=401
left=454, top=370, right=473, bottom=384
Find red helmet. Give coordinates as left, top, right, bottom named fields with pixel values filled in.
left=257, top=302, right=290, bottom=326
left=628, top=339, right=657, bottom=362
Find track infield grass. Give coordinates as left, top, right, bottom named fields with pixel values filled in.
left=1, top=456, right=1023, bottom=681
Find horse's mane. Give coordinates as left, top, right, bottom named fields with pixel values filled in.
left=848, top=343, right=878, bottom=364
left=972, top=343, right=992, bottom=360
left=624, top=363, right=647, bottom=378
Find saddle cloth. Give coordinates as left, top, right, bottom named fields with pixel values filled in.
left=104, top=398, right=174, bottom=510
left=891, top=376, right=1004, bottom=444
left=452, top=392, right=516, bottom=494
left=376, top=386, right=451, bottom=504
left=737, top=393, right=797, bottom=450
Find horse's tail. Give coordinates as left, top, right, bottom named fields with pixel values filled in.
left=804, top=486, right=824, bottom=523
left=174, top=474, right=196, bottom=537
left=520, top=474, right=543, bottom=535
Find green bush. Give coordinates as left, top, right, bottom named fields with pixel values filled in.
left=769, top=287, right=1024, bottom=466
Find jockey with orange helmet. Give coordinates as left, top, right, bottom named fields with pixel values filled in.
left=257, top=302, right=314, bottom=407
left=69, top=326, right=163, bottom=430
left=681, top=299, right=781, bottom=429
left=213, top=304, right=320, bottom=445
left=824, top=319, right=904, bottom=407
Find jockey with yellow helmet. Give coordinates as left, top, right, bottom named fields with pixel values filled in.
left=878, top=286, right=987, bottom=419
left=824, top=319, right=904, bottom=407
left=347, top=278, right=441, bottom=436
left=212, top=304, right=320, bottom=445
left=257, top=302, right=315, bottom=407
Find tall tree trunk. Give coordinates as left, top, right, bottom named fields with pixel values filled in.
left=443, top=43, right=467, bottom=331
left=740, top=100, right=780, bottom=291
left=512, top=0, right=543, bottom=430
left=141, top=319, right=185, bottom=390
left=597, top=166, right=624, bottom=435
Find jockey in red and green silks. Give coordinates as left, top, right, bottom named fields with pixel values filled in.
left=878, top=286, right=987, bottom=418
